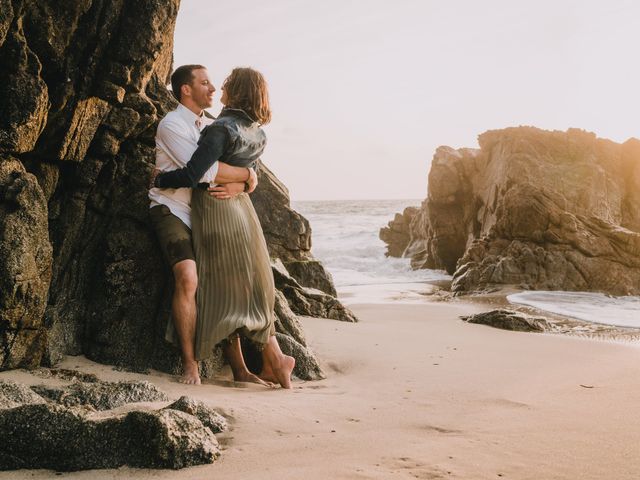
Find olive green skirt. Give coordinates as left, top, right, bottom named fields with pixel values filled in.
left=189, top=189, right=275, bottom=360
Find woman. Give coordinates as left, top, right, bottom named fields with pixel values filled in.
left=154, top=67, right=294, bottom=388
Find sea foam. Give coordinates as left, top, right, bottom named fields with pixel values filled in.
left=508, top=291, right=640, bottom=328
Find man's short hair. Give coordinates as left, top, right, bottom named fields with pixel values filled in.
left=170, top=64, right=206, bottom=102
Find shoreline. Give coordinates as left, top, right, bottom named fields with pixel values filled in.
left=1, top=299, right=639, bottom=479
left=340, top=282, right=640, bottom=345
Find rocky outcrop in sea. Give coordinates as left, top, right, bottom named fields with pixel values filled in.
left=0, top=0, right=353, bottom=377
left=379, top=206, right=420, bottom=257
left=381, top=127, right=640, bottom=295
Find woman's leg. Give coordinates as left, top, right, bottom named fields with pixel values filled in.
left=223, top=334, right=274, bottom=387
left=260, top=335, right=295, bottom=389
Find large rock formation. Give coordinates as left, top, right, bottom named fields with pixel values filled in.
left=0, top=0, right=351, bottom=377
left=384, top=127, right=640, bottom=295
left=379, top=206, right=419, bottom=257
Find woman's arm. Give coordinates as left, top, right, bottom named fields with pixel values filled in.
left=154, top=125, right=229, bottom=188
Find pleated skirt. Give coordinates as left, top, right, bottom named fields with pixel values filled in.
left=190, top=189, right=275, bottom=360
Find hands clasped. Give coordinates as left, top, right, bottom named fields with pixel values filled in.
left=150, top=166, right=258, bottom=199
left=210, top=167, right=258, bottom=199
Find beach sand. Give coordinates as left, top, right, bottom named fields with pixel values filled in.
left=2, top=300, right=640, bottom=479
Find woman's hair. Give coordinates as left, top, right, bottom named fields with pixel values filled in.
left=223, top=67, right=271, bottom=125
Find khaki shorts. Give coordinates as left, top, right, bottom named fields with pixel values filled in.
left=149, top=205, right=195, bottom=267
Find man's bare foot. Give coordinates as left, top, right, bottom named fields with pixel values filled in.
left=178, top=361, right=201, bottom=385
left=233, top=370, right=275, bottom=388
left=264, top=355, right=295, bottom=389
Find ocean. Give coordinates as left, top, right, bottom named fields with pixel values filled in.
left=293, top=199, right=640, bottom=329
left=292, top=199, right=450, bottom=305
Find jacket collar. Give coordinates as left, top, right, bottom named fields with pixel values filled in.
left=219, top=107, right=257, bottom=124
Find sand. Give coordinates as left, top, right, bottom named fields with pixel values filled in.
left=2, top=300, right=640, bottom=480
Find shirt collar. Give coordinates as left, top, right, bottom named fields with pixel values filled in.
left=176, top=103, right=204, bottom=126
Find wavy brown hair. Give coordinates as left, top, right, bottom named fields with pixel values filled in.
left=223, top=67, right=271, bottom=125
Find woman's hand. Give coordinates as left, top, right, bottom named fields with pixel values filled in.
left=246, top=168, right=258, bottom=193
left=208, top=182, right=246, bottom=199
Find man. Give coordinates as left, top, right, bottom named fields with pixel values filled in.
left=149, top=64, right=264, bottom=385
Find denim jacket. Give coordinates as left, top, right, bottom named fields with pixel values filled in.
left=155, top=107, right=266, bottom=189
left=213, top=107, right=266, bottom=168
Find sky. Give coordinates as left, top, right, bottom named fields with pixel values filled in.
left=173, top=0, right=640, bottom=201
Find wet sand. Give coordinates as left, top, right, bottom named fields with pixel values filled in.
left=2, top=300, right=640, bottom=479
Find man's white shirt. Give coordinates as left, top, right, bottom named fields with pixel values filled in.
left=148, top=103, right=218, bottom=229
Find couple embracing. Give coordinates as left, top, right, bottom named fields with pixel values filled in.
left=148, top=65, right=294, bottom=388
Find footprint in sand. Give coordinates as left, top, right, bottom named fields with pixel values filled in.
left=421, top=424, right=462, bottom=435
left=385, top=457, right=451, bottom=479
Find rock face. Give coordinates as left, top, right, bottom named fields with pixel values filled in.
left=379, top=206, right=420, bottom=257
left=0, top=1, right=348, bottom=375
left=461, top=310, right=551, bottom=332
left=0, top=158, right=52, bottom=370
left=389, top=127, right=640, bottom=295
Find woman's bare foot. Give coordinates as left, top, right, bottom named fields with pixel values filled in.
left=266, top=354, right=295, bottom=389
left=178, top=360, right=201, bottom=385
left=233, top=370, right=275, bottom=388
left=261, top=336, right=296, bottom=389
left=259, top=367, right=276, bottom=385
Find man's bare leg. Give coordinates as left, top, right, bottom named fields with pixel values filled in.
left=223, top=335, right=274, bottom=387
left=172, top=259, right=200, bottom=385
left=260, top=335, right=295, bottom=389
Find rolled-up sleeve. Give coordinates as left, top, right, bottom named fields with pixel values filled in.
left=155, top=126, right=229, bottom=188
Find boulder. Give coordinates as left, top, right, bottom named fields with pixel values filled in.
left=0, top=403, right=219, bottom=471
left=275, top=332, right=325, bottom=381
left=461, top=310, right=551, bottom=332
left=284, top=259, right=337, bottom=296
left=165, top=396, right=228, bottom=434
left=273, top=260, right=357, bottom=323
left=31, top=380, right=168, bottom=411
left=387, top=127, right=640, bottom=295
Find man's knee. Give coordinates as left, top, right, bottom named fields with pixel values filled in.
left=173, top=260, right=197, bottom=296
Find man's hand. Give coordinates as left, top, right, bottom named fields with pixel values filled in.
left=208, top=182, right=246, bottom=199
left=246, top=168, right=258, bottom=193
left=149, top=168, right=161, bottom=189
